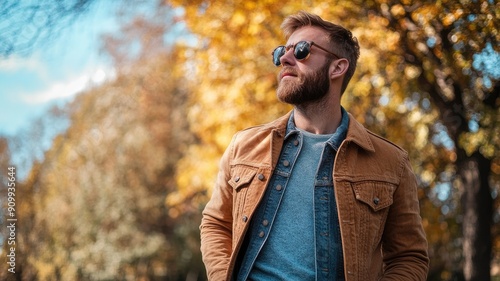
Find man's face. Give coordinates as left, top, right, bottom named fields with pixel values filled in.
left=276, top=26, right=333, bottom=106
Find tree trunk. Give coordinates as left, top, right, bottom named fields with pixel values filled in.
left=458, top=150, right=492, bottom=281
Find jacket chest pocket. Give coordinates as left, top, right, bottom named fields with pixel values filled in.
left=350, top=181, right=395, bottom=248
left=228, top=165, right=267, bottom=248
left=229, top=166, right=257, bottom=220
left=229, top=167, right=257, bottom=191
left=352, top=181, right=394, bottom=211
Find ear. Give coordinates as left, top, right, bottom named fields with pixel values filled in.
left=330, top=58, right=349, bottom=79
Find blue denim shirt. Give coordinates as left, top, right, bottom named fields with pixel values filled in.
left=235, top=108, right=349, bottom=281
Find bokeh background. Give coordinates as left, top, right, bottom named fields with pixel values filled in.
left=0, top=0, right=499, bottom=280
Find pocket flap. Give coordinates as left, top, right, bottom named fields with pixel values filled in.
left=228, top=167, right=257, bottom=190
left=352, top=181, right=395, bottom=212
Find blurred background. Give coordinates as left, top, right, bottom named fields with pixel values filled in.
left=0, top=0, right=498, bottom=280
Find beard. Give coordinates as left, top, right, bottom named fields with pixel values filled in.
left=277, top=59, right=332, bottom=105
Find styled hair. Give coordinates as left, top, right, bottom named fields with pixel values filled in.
left=281, top=11, right=360, bottom=94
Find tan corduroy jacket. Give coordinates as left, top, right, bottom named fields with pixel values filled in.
left=200, top=111, right=429, bottom=281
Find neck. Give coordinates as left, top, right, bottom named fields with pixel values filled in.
left=293, top=95, right=342, bottom=135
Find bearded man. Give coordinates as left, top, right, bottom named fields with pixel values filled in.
left=200, top=11, right=429, bottom=281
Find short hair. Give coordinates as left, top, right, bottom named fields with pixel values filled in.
left=281, top=11, right=360, bottom=94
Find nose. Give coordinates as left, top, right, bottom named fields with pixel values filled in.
left=279, top=47, right=295, bottom=66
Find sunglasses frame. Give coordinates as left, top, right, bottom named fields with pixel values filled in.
left=272, top=41, right=340, bottom=66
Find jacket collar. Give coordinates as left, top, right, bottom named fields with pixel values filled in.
left=345, top=112, right=375, bottom=152
left=268, top=112, right=290, bottom=138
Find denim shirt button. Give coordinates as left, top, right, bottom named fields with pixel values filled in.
left=283, top=160, right=290, bottom=167
left=258, top=174, right=265, bottom=181
left=373, top=197, right=380, bottom=205
left=262, top=219, right=269, bottom=226
left=258, top=231, right=265, bottom=238
left=275, top=184, right=283, bottom=191
left=293, top=139, right=299, bottom=146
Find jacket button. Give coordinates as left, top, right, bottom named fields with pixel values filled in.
left=242, top=216, right=248, bottom=222
left=234, top=176, right=240, bottom=182
left=373, top=197, right=380, bottom=205
left=258, top=174, right=265, bottom=181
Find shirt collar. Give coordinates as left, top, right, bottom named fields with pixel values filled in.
left=285, top=107, right=349, bottom=151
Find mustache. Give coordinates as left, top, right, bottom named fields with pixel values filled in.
left=280, top=67, right=299, bottom=76
left=279, top=67, right=300, bottom=80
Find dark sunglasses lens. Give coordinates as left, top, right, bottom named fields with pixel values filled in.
left=273, top=46, right=285, bottom=66
left=294, top=41, right=311, bottom=60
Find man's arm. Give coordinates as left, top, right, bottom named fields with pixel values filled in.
left=200, top=140, right=234, bottom=281
left=381, top=154, right=430, bottom=280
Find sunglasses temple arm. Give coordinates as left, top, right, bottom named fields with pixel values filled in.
left=311, top=42, right=340, bottom=59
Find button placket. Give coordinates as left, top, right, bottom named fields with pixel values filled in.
left=314, top=142, right=343, bottom=280
left=235, top=131, right=302, bottom=281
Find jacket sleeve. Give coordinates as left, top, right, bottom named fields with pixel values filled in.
left=200, top=137, right=235, bottom=281
left=381, top=153, right=430, bottom=280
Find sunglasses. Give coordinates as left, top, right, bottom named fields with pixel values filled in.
left=272, top=41, right=340, bottom=66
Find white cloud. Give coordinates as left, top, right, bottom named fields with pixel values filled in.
left=21, top=67, right=115, bottom=104
left=0, top=55, right=44, bottom=72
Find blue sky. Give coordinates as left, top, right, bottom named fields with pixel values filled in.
left=0, top=3, right=118, bottom=137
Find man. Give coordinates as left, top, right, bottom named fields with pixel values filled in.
left=200, top=11, right=429, bottom=281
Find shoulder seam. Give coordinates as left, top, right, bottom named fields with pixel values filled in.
left=365, top=129, right=408, bottom=155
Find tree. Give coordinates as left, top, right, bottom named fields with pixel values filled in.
left=17, top=48, right=203, bottom=280
left=0, top=0, right=98, bottom=57
left=2, top=2, right=205, bottom=279
left=365, top=1, right=499, bottom=280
